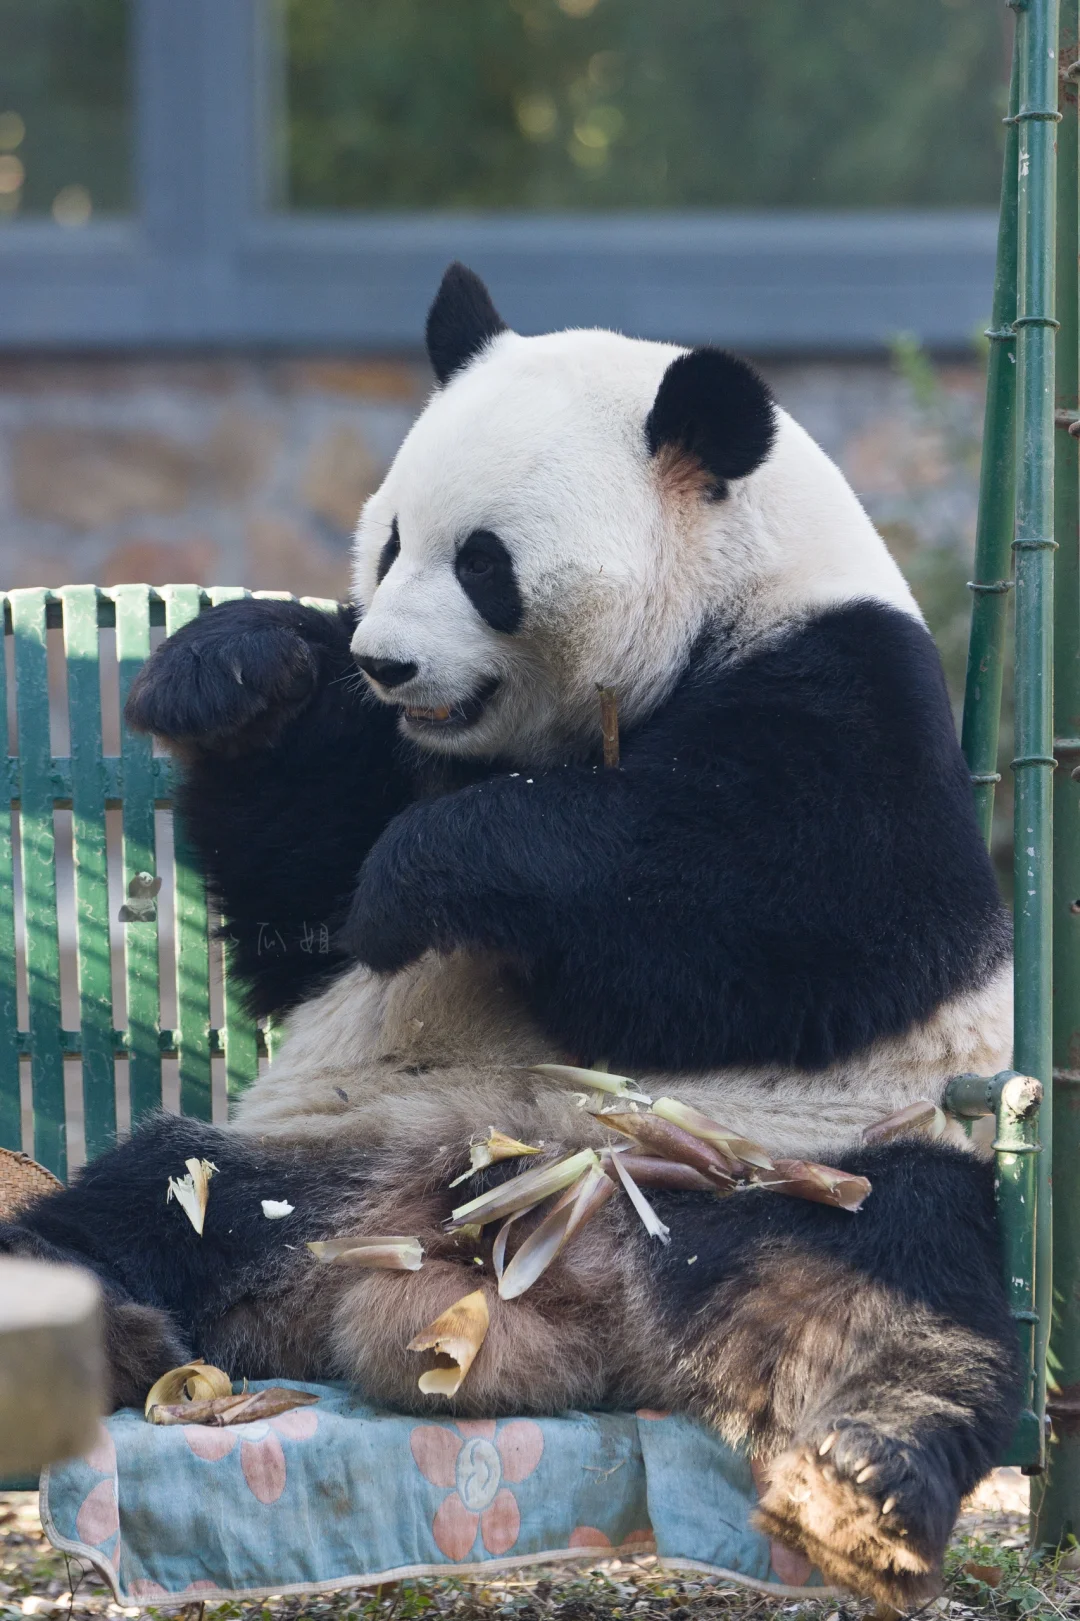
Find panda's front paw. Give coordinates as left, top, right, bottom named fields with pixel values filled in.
left=754, top=1419, right=957, bottom=1607
left=340, top=828, right=440, bottom=973
left=340, top=877, right=432, bottom=974
left=125, top=599, right=331, bottom=752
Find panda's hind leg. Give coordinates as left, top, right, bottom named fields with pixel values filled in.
left=652, top=1141, right=1024, bottom=1606
left=754, top=1341, right=998, bottom=1606
left=2, top=1112, right=366, bottom=1404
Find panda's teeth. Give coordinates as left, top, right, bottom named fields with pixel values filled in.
left=406, top=704, right=453, bottom=722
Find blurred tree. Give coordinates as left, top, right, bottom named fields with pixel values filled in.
left=0, top=0, right=130, bottom=220
left=284, top=0, right=1010, bottom=211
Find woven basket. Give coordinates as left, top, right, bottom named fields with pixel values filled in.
left=0, top=1146, right=62, bottom=1219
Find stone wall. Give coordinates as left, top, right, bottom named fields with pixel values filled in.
left=0, top=352, right=985, bottom=602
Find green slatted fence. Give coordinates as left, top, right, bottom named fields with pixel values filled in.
left=0, top=586, right=335, bottom=1177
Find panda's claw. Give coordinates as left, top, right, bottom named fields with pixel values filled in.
left=124, top=599, right=328, bottom=751
left=753, top=1418, right=959, bottom=1607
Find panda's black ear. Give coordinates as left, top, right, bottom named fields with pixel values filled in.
left=645, top=347, right=776, bottom=494
left=425, top=263, right=509, bottom=385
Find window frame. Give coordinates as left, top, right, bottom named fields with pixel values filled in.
left=0, top=0, right=998, bottom=353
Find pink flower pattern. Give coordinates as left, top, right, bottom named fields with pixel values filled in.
left=410, top=1419, right=545, bottom=1560
left=73, top=1426, right=121, bottom=1575
left=182, top=1405, right=320, bottom=1504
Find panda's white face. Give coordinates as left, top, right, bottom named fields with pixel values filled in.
left=350, top=270, right=919, bottom=765
left=352, top=328, right=703, bottom=762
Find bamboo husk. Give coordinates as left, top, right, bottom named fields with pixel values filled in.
left=598, top=1109, right=870, bottom=1211
left=602, top=1153, right=716, bottom=1192
left=498, top=1165, right=615, bottom=1299
left=306, top=1235, right=424, bottom=1270
left=650, top=1097, right=776, bottom=1169
left=594, top=1112, right=742, bottom=1187
left=598, top=686, right=620, bottom=768
left=449, top=1130, right=542, bottom=1188
left=767, top=1159, right=871, bottom=1211
left=492, top=1211, right=526, bottom=1284
left=144, top=1361, right=232, bottom=1418
left=862, top=1099, right=948, bottom=1146
left=166, top=1157, right=217, bottom=1236
left=148, top=1387, right=319, bottom=1427
left=449, top=1148, right=599, bottom=1228
left=608, top=1152, right=670, bottom=1242
left=408, top=1289, right=490, bottom=1396
left=528, top=1063, right=653, bottom=1105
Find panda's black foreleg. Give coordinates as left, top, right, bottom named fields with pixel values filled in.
left=124, top=597, right=417, bottom=1018
left=1, top=1114, right=367, bottom=1405
left=649, top=1141, right=1023, bottom=1605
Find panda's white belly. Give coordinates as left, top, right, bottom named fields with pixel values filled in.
left=230, top=950, right=1013, bottom=1162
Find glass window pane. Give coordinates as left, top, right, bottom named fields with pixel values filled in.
left=0, top=0, right=132, bottom=224
left=282, top=0, right=1009, bottom=212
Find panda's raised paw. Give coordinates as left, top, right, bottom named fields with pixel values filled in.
left=753, top=1419, right=957, bottom=1606
left=124, top=598, right=334, bottom=752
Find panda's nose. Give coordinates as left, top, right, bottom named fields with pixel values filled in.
left=354, top=655, right=419, bottom=689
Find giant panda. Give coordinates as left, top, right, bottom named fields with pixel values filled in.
left=3, top=265, right=1019, bottom=1607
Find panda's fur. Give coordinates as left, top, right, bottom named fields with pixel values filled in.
left=2, top=265, right=1020, bottom=1606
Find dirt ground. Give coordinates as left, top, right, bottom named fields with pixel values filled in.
left=3, top=1469, right=1076, bottom=1621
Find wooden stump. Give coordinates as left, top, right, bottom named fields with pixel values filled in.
left=0, top=1257, right=105, bottom=1476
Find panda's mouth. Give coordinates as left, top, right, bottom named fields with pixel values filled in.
left=402, top=676, right=501, bottom=732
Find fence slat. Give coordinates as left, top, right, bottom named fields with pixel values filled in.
left=0, top=600, right=19, bottom=1149
left=114, top=586, right=162, bottom=1123
left=10, top=591, right=65, bottom=1178
left=164, top=586, right=212, bottom=1119
left=61, top=587, right=116, bottom=1157
left=206, top=587, right=260, bottom=1101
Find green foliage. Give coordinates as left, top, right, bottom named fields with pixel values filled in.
left=285, top=0, right=1010, bottom=211
left=0, top=0, right=131, bottom=217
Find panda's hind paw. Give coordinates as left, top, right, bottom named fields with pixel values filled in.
left=753, top=1421, right=957, bottom=1607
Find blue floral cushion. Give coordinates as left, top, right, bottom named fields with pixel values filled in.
left=41, top=1383, right=827, bottom=1604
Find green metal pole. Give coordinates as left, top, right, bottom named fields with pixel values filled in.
left=1035, top=0, right=1080, bottom=1545
left=1012, top=0, right=1061, bottom=1495
left=962, top=46, right=1020, bottom=847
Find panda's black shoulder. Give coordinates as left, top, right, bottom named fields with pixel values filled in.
left=631, top=598, right=968, bottom=783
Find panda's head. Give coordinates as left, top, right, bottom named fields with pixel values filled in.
left=351, top=263, right=916, bottom=763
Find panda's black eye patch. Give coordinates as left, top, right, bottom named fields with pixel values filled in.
left=376, top=521, right=400, bottom=585
left=454, top=530, right=523, bottom=634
